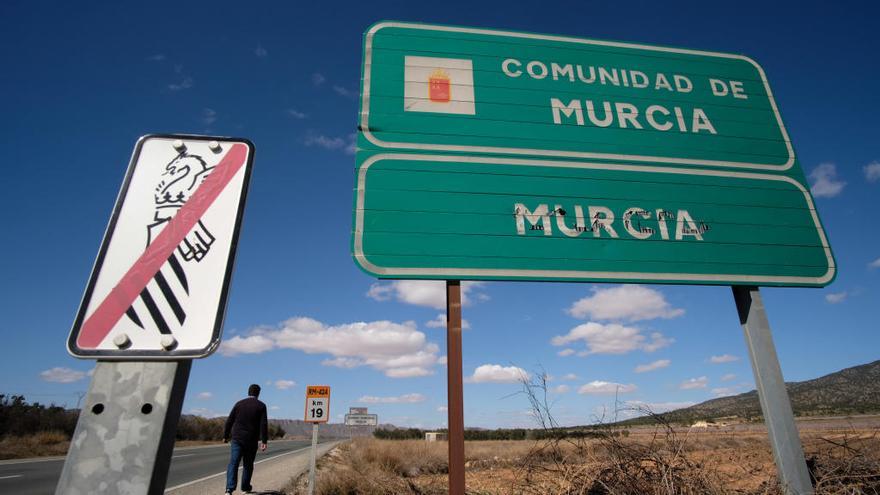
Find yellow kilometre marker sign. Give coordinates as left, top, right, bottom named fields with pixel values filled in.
left=304, top=385, right=330, bottom=423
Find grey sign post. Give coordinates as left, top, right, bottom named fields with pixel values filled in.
left=58, top=135, right=254, bottom=494
left=55, top=361, right=191, bottom=495
left=734, top=286, right=813, bottom=494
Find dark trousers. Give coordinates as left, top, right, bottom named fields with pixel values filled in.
left=226, top=440, right=258, bottom=492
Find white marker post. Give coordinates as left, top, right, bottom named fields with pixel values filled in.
left=304, top=385, right=330, bottom=495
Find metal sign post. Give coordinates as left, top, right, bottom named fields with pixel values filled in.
left=307, top=423, right=319, bottom=495
left=55, top=360, right=191, bottom=495
left=446, top=280, right=465, bottom=495
left=734, top=286, right=812, bottom=494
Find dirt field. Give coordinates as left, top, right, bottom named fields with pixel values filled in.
left=289, top=417, right=880, bottom=494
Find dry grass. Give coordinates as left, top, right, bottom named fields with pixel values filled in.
left=291, top=431, right=880, bottom=495
left=0, top=431, right=70, bottom=460
left=286, top=375, right=879, bottom=494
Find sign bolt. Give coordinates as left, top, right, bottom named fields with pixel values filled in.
left=112, top=333, right=131, bottom=348
left=160, top=335, right=177, bottom=350
left=208, top=141, right=222, bottom=153
left=172, top=140, right=186, bottom=152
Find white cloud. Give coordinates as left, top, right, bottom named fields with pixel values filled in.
left=557, top=349, right=576, bottom=357
left=577, top=381, right=637, bottom=395
left=680, top=376, right=709, bottom=390
left=39, top=367, right=87, bottom=383
left=825, top=292, right=847, bottom=304
left=425, top=313, right=470, bottom=330
left=711, top=386, right=741, bottom=397
left=357, top=393, right=426, bottom=404
left=709, top=354, right=739, bottom=364
left=321, top=357, right=361, bottom=369
left=634, top=359, right=671, bottom=373
left=367, top=281, right=488, bottom=310
left=255, top=45, right=268, bottom=58
left=551, top=322, right=673, bottom=356
left=720, top=373, right=737, bottom=382
left=333, top=85, right=357, bottom=98
left=567, top=285, right=684, bottom=322
left=466, top=364, right=529, bottom=384
left=551, top=384, right=570, bottom=394
left=561, top=373, right=578, bottom=381
left=624, top=400, right=696, bottom=414
left=168, top=76, right=194, bottom=91
left=220, top=334, right=275, bottom=355
left=311, top=73, right=326, bottom=86
left=437, top=406, right=448, bottom=412
left=809, top=163, right=846, bottom=198
left=287, top=109, right=307, bottom=119
left=188, top=408, right=224, bottom=418
left=146, top=54, right=166, bottom=62
left=201, top=108, right=217, bottom=125
left=270, top=405, right=281, bottom=411
left=196, top=392, right=213, bottom=400
left=219, top=318, right=441, bottom=378
left=870, top=257, right=880, bottom=269
left=274, top=379, right=296, bottom=390
left=864, top=161, right=880, bottom=182
left=304, top=132, right=356, bottom=154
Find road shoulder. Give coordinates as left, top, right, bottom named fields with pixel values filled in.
left=165, top=441, right=340, bottom=494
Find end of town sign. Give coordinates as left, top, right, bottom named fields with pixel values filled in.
left=352, top=22, right=835, bottom=287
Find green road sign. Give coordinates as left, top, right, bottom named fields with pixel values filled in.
left=360, top=22, right=794, bottom=170
left=353, top=22, right=835, bottom=287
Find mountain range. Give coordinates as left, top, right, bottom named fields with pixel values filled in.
left=623, top=359, right=880, bottom=425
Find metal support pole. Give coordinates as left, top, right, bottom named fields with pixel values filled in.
left=55, top=360, right=191, bottom=495
left=307, top=423, right=319, bottom=495
left=446, top=280, right=465, bottom=495
left=733, top=286, right=813, bottom=495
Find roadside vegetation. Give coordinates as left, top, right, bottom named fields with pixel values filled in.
left=297, top=374, right=880, bottom=494
left=0, top=394, right=285, bottom=459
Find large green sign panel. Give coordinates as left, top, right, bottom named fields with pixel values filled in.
left=352, top=22, right=835, bottom=287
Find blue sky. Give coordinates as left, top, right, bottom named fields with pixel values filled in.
left=1, top=0, right=878, bottom=428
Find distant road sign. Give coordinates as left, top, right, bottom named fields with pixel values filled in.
left=305, top=386, right=331, bottom=423
left=345, top=413, right=379, bottom=426
left=69, top=135, right=254, bottom=358
left=352, top=23, right=834, bottom=287
left=349, top=407, right=369, bottom=415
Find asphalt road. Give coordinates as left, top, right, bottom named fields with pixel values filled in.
left=0, top=439, right=314, bottom=495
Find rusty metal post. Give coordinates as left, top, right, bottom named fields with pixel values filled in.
left=446, top=280, right=465, bottom=495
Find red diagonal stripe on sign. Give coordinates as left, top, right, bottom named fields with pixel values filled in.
left=77, top=143, right=249, bottom=348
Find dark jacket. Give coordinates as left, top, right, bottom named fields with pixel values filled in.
left=224, top=396, right=268, bottom=445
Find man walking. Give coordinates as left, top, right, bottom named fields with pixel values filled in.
left=224, top=384, right=268, bottom=494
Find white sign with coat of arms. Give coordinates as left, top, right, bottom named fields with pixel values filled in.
left=403, top=56, right=475, bottom=114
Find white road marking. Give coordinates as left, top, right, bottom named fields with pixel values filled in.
left=0, top=475, right=23, bottom=480
left=171, top=454, right=195, bottom=459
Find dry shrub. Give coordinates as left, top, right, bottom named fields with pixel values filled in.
left=0, top=430, right=70, bottom=459
left=314, top=439, right=449, bottom=495
left=808, top=432, right=880, bottom=494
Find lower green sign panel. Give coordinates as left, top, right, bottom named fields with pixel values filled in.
left=352, top=153, right=834, bottom=287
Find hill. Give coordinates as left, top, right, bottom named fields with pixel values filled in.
left=270, top=419, right=396, bottom=438
left=624, top=359, right=880, bottom=425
